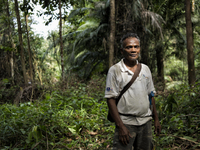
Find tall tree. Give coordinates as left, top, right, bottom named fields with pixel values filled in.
left=25, top=14, right=34, bottom=83
left=14, top=0, right=28, bottom=85
left=59, top=0, right=64, bottom=80
left=185, top=0, right=196, bottom=85
left=115, top=0, right=163, bottom=67
left=150, top=0, right=188, bottom=88
left=109, top=0, right=115, bottom=68
left=6, top=0, right=15, bottom=83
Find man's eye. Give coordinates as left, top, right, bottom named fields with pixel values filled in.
left=134, top=46, right=140, bottom=48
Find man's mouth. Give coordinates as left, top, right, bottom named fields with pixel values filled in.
left=130, top=54, right=137, bottom=57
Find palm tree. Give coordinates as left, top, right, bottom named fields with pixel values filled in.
left=67, top=0, right=164, bottom=76
left=44, top=0, right=164, bottom=79
left=59, top=0, right=110, bottom=79
left=115, top=0, right=164, bottom=66
left=147, top=0, right=187, bottom=88
left=151, top=0, right=199, bottom=86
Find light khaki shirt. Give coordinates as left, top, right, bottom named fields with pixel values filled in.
left=105, top=59, right=155, bottom=125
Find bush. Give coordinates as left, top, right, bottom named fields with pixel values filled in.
left=154, top=82, right=200, bottom=149
left=0, top=79, right=114, bottom=149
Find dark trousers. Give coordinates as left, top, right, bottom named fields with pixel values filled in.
left=112, top=121, right=153, bottom=150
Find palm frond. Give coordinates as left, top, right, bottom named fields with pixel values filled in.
left=77, top=20, right=99, bottom=31
left=131, top=0, right=141, bottom=19
left=83, top=58, right=103, bottom=79
left=95, top=1, right=106, bottom=9
left=69, top=50, right=105, bottom=79
left=79, top=28, right=92, bottom=38
left=92, top=23, right=108, bottom=37
left=105, top=0, right=110, bottom=8
left=63, top=31, right=80, bottom=41
left=67, top=7, right=91, bottom=20
left=141, top=10, right=165, bottom=39
left=75, top=51, right=92, bottom=66
left=144, top=27, right=153, bottom=35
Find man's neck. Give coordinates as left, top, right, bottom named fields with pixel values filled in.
left=123, top=59, right=137, bottom=68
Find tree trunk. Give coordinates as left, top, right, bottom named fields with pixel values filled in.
left=33, top=53, right=43, bottom=85
left=140, top=33, right=149, bottom=66
left=6, top=0, right=15, bottom=83
left=3, top=28, right=11, bottom=77
left=156, top=45, right=165, bottom=91
left=59, top=0, right=64, bottom=80
left=14, top=0, right=28, bottom=85
left=109, top=0, right=115, bottom=68
left=156, top=49, right=164, bottom=77
left=25, top=14, right=34, bottom=83
left=185, top=0, right=196, bottom=85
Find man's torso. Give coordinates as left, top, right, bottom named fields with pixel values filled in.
left=105, top=59, right=155, bottom=125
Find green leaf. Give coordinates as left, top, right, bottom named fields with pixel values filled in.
left=20, top=128, right=26, bottom=134
left=45, top=94, right=51, bottom=100
left=68, top=126, right=77, bottom=135
left=183, top=136, right=197, bottom=142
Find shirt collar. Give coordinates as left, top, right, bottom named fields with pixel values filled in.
left=120, top=59, right=138, bottom=74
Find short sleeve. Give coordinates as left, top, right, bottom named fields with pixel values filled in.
left=104, top=66, right=120, bottom=99
left=146, top=67, right=156, bottom=95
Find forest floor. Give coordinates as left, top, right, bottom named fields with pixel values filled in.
left=0, top=75, right=200, bottom=149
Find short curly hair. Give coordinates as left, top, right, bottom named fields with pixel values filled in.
left=120, top=33, right=140, bottom=48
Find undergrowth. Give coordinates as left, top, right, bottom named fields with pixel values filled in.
left=0, top=75, right=200, bottom=149
left=154, top=82, right=200, bottom=149
left=0, top=75, right=115, bottom=149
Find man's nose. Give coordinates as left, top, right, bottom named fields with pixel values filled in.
left=130, top=47, right=137, bottom=52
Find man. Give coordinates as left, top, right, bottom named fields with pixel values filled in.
left=105, top=33, right=161, bottom=150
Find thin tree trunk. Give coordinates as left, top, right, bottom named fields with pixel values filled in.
left=140, top=32, right=149, bottom=66
left=59, top=0, right=64, bottom=80
left=33, top=53, right=43, bottom=85
left=156, top=45, right=165, bottom=91
left=14, top=0, right=28, bottom=85
left=5, top=51, right=11, bottom=77
left=156, top=49, right=164, bottom=76
left=6, top=0, right=15, bottom=83
left=109, top=0, right=115, bottom=68
left=185, top=0, right=196, bottom=85
left=3, top=0, right=10, bottom=77
left=25, top=14, right=34, bottom=83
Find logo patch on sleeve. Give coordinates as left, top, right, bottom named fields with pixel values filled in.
left=143, top=74, right=148, bottom=79
left=106, top=87, right=113, bottom=92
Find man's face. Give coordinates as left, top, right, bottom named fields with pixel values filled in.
left=121, top=37, right=140, bottom=62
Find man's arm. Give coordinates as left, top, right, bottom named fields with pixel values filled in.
left=151, top=97, right=161, bottom=135
left=107, top=98, right=132, bottom=145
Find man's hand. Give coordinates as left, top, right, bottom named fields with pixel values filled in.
left=154, top=119, right=161, bottom=136
left=107, top=98, right=132, bottom=144
left=118, top=125, right=132, bottom=145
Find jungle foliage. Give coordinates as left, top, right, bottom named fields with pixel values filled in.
left=0, top=76, right=200, bottom=149
left=0, top=0, right=200, bottom=149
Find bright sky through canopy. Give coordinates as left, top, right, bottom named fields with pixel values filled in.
left=31, top=4, right=59, bottom=38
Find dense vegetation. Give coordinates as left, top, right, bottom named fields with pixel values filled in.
left=1, top=76, right=200, bottom=149
left=0, top=0, right=200, bottom=149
